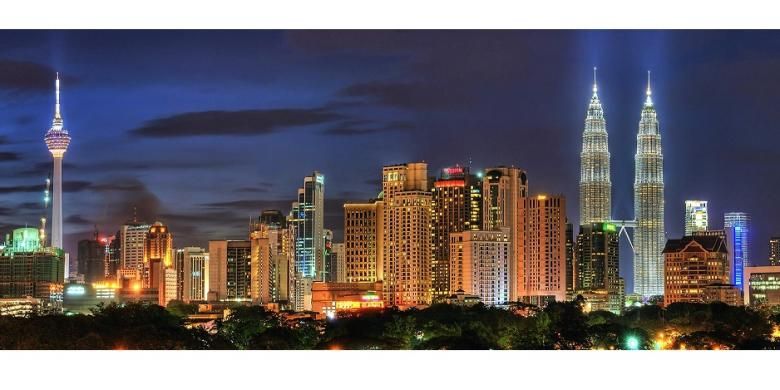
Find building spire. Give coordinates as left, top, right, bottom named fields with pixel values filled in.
left=55, top=72, right=61, bottom=119
left=645, top=70, right=653, bottom=106
left=592, top=66, right=598, bottom=96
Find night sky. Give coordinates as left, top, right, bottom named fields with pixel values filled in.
left=1, top=31, right=779, bottom=290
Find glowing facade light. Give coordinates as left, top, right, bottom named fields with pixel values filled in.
left=725, top=212, right=750, bottom=291
left=634, top=71, right=665, bottom=297
left=579, top=66, right=612, bottom=226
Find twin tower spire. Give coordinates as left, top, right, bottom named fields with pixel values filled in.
left=579, top=67, right=665, bottom=297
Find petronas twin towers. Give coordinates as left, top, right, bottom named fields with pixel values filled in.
left=579, top=68, right=665, bottom=297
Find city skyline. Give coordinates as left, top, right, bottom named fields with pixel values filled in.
left=3, top=31, right=780, bottom=293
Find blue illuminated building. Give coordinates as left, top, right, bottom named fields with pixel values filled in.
left=724, top=212, right=751, bottom=291
left=291, top=171, right=325, bottom=280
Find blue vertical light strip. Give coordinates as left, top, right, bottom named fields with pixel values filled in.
left=734, top=226, right=743, bottom=290
left=725, top=212, right=750, bottom=292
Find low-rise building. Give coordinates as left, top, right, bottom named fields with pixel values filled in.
left=663, top=235, right=729, bottom=306
left=311, top=281, right=383, bottom=319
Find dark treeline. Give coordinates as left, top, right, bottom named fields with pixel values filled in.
left=1, top=299, right=779, bottom=350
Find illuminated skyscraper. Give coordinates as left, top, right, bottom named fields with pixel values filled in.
left=684, top=200, right=708, bottom=235
left=207, top=240, right=251, bottom=301
left=431, top=165, right=482, bottom=301
left=724, top=212, right=751, bottom=291
left=290, top=172, right=325, bottom=310
left=256, top=210, right=291, bottom=302
left=144, top=222, right=175, bottom=305
left=382, top=162, right=432, bottom=307
left=344, top=200, right=383, bottom=283
left=176, top=247, right=208, bottom=302
left=575, top=222, right=623, bottom=313
left=120, top=220, right=150, bottom=272
left=519, top=195, right=567, bottom=304
left=44, top=73, right=71, bottom=252
left=482, top=167, right=527, bottom=302
left=449, top=228, right=510, bottom=306
left=579, top=68, right=612, bottom=225
left=633, top=72, right=665, bottom=297
left=292, top=172, right=325, bottom=280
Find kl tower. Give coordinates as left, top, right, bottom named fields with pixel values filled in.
left=44, top=73, right=71, bottom=251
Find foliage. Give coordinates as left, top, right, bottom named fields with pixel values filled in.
left=0, top=301, right=778, bottom=350
left=166, top=300, right=199, bottom=317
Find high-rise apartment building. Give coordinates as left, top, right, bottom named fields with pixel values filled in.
left=175, top=247, right=208, bottom=302
left=684, top=200, right=708, bottom=235
left=724, top=212, right=750, bottom=291
left=207, top=240, right=251, bottom=301
left=250, top=226, right=273, bottom=305
left=482, top=166, right=527, bottom=301
left=120, top=221, right=150, bottom=272
left=258, top=210, right=291, bottom=303
left=382, top=162, right=432, bottom=307
left=519, top=195, right=566, bottom=304
left=634, top=74, right=665, bottom=297
left=663, top=235, right=729, bottom=306
left=331, top=243, right=345, bottom=283
left=579, top=68, right=612, bottom=225
left=431, top=165, right=482, bottom=301
left=344, top=200, right=383, bottom=283
left=449, top=228, right=510, bottom=306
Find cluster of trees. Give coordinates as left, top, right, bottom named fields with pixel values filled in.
left=1, top=299, right=778, bottom=349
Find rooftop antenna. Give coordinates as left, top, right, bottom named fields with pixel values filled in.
left=645, top=70, right=653, bottom=106
left=593, top=66, right=598, bottom=96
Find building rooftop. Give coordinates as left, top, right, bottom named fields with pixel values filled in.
left=663, top=235, right=727, bottom=254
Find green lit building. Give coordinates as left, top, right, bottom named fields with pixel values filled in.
left=0, top=228, right=65, bottom=311
left=575, top=222, right=624, bottom=314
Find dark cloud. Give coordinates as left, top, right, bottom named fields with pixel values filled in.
left=0, top=136, right=9, bottom=145
left=85, top=178, right=162, bottom=237
left=338, top=81, right=468, bottom=110
left=0, top=206, right=15, bottom=216
left=322, top=119, right=415, bottom=136
left=129, top=108, right=344, bottom=138
left=0, top=151, right=21, bottom=162
left=201, top=199, right=276, bottom=211
left=0, top=60, right=78, bottom=92
left=233, top=186, right=270, bottom=193
left=14, top=161, right=77, bottom=176
left=65, top=214, right=92, bottom=225
left=0, top=180, right=92, bottom=194
left=90, top=181, right=147, bottom=192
